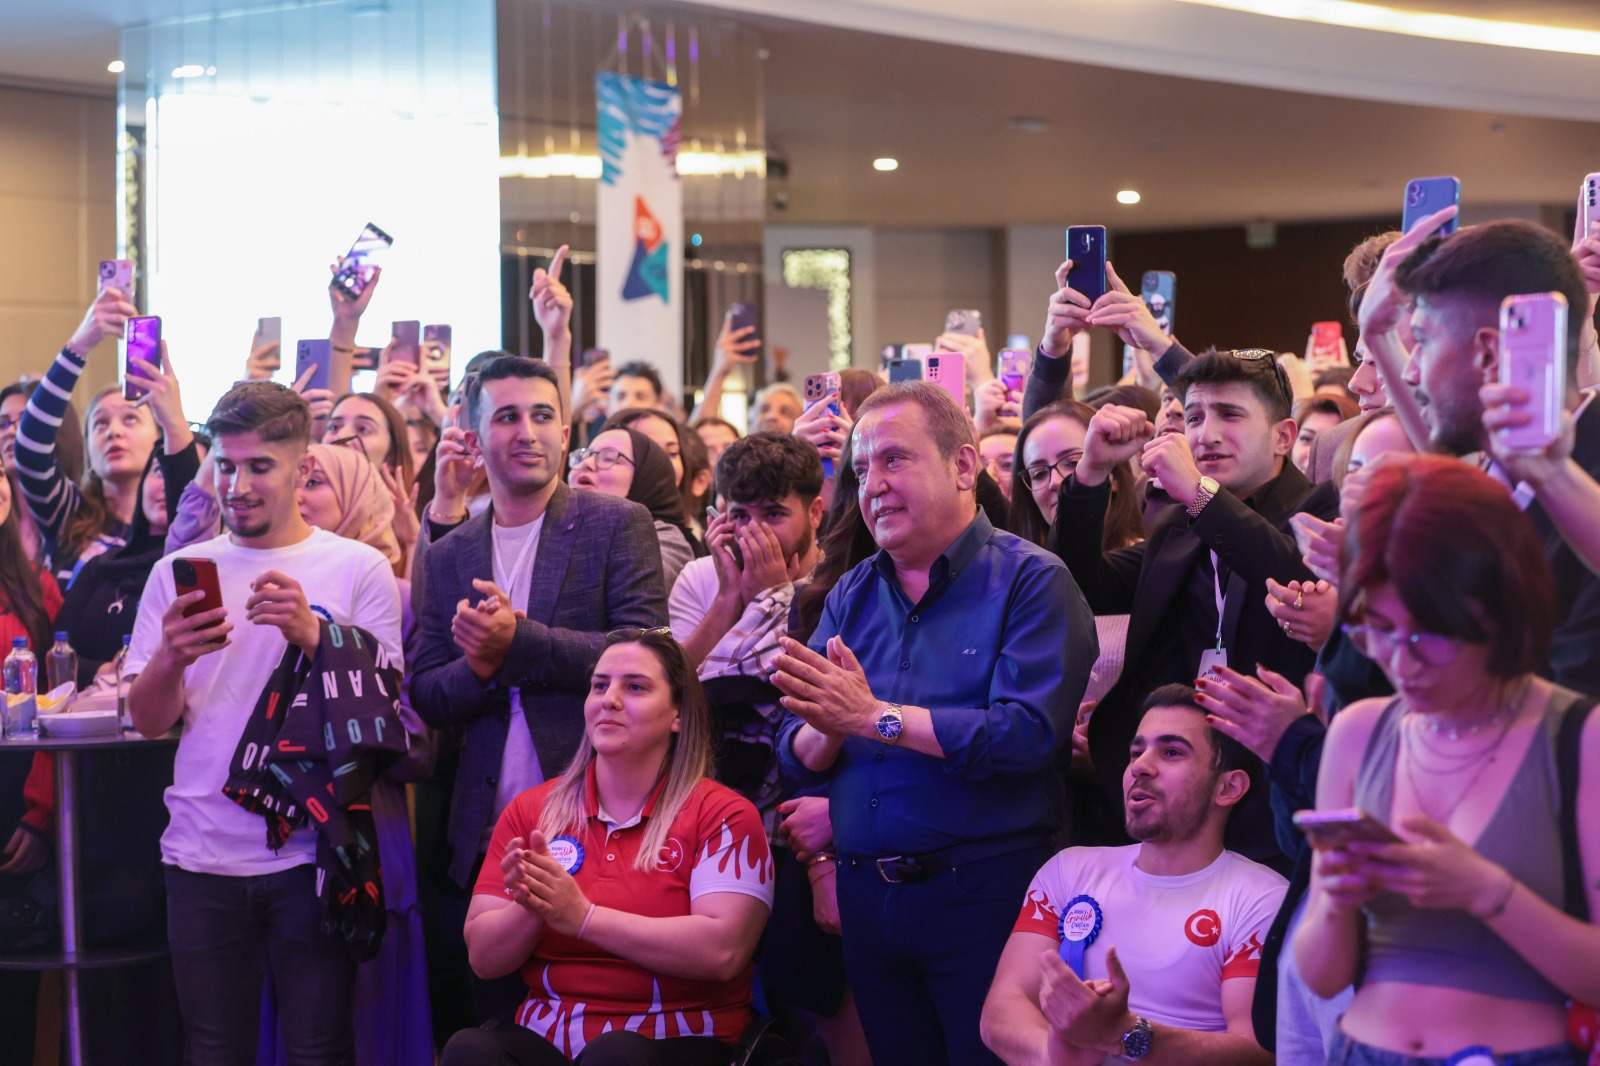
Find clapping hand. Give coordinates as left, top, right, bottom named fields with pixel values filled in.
left=773, top=636, right=879, bottom=738
left=516, top=830, right=593, bottom=937
left=452, top=578, right=518, bottom=680
left=1194, top=663, right=1310, bottom=761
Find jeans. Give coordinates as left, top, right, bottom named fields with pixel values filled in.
left=165, top=864, right=355, bottom=1066
left=1327, top=1029, right=1583, bottom=1066
left=834, top=844, right=1050, bottom=1066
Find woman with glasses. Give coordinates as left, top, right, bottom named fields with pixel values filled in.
left=1293, top=456, right=1600, bottom=1066
left=569, top=427, right=701, bottom=592
left=441, top=628, right=773, bottom=1066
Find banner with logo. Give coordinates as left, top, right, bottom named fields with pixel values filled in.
left=596, top=72, right=683, bottom=388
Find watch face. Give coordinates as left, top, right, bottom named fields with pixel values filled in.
left=1122, top=1018, right=1154, bottom=1059
left=876, top=713, right=904, bottom=741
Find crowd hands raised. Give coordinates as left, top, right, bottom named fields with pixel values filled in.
left=1, top=197, right=1598, bottom=1066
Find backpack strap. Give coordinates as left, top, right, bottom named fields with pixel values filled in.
left=1557, top=697, right=1596, bottom=922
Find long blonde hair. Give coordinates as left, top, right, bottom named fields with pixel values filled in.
left=539, top=630, right=715, bottom=871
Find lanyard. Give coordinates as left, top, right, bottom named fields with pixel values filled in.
left=491, top=520, right=541, bottom=599
left=1210, top=550, right=1226, bottom=651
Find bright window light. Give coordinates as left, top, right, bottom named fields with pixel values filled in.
left=1117, top=190, right=1142, bottom=204
left=873, top=157, right=899, bottom=172
left=1171, top=0, right=1600, bottom=57
left=107, top=60, right=125, bottom=74
left=149, top=94, right=501, bottom=421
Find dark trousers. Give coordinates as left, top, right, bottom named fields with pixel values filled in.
left=835, top=845, right=1049, bottom=1066
left=441, top=1026, right=731, bottom=1066
left=164, top=864, right=355, bottom=1066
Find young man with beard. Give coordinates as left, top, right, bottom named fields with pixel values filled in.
left=125, top=382, right=403, bottom=1063
left=411, top=357, right=667, bottom=894
left=982, top=685, right=1284, bottom=1066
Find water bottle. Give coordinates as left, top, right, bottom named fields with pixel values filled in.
left=4, top=638, right=38, bottom=738
left=47, top=631, right=77, bottom=693
left=114, top=635, right=131, bottom=728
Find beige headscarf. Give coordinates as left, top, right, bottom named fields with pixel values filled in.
left=306, top=442, right=401, bottom=566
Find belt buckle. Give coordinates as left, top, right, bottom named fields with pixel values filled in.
left=876, top=856, right=908, bottom=883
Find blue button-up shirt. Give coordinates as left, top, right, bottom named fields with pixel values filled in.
left=778, top=512, right=1097, bottom=855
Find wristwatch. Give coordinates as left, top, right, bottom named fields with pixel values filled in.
left=1186, top=475, right=1220, bottom=519
left=875, top=703, right=904, bottom=744
left=1118, top=1015, right=1154, bottom=1060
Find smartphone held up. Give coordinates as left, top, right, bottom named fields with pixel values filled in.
left=1496, top=292, right=1567, bottom=455
left=330, top=222, right=394, bottom=303
left=1066, top=226, right=1108, bottom=302
left=122, top=316, right=161, bottom=402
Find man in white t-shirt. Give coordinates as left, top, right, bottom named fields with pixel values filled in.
left=126, top=382, right=403, bottom=1063
left=982, top=684, right=1285, bottom=1065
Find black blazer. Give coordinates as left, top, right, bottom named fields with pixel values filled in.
left=410, top=483, right=667, bottom=887
left=1053, top=461, right=1338, bottom=858
left=1529, top=396, right=1600, bottom=697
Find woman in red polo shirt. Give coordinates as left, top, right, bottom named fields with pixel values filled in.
left=443, top=628, right=775, bottom=1066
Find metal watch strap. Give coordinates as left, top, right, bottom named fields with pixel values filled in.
left=1119, top=1015, right=1154, bottom=1060
left=1186, top=477, right=1217, bottom=519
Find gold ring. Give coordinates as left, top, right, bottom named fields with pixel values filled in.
left=1282, top=620, right=1293, bottom=634
left=1294, top=589, right=1304, bottom=610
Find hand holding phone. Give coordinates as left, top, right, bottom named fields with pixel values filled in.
left=997, top=348, right=1032, bottom=397
left=1495, top=292, right=1567, bottom=454
left=925, top=353, right=968, bottom=409
left=122, top=316, right=161, bottom=401
left=1293, top=808, right=1402, bottom=850
left=1066, top=226, right=1109, bottom=302
left=99, top=259, right=134, bottom=300
left=945, top=309, right=982, bottom=337
left=422, top=325, right=453, bottom=391
left=330, top=222, right=394, bottom=303
left=1402, top=177, right=1461, bottom=236
left=804, top=372, right=843, bottom=478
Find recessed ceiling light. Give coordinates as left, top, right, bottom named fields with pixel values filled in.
left=107, top=60, right=125, bottom=74
left=1117, top=190, right=1142, bottom=205
left=873, top=157, right=899, bottom=172
left=172, top=64, right=206, bottom=78
left=1007, top=116, right=1048, bottom=133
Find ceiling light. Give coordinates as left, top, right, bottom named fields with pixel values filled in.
left=873, top=157, right=899, bottom=172
left=1171, top=0, right=1600, bottom=57
left=1117, top=190, right=1142, bottom=205
left=172, top=64, right=207, bottom=79
left=1007, top=116, right=1048, bottom=133
left=107, top=60, right=125, bottom=74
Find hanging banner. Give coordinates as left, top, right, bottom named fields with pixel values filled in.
left=596, top=72, right=683, bottom=391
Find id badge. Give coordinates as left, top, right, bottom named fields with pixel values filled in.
left=1197, top=646, right=1228, bottom=682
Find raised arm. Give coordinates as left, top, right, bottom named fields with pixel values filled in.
left=530, top=246, right=574, bottom=421
left=690, top=311, right=760, bottom=425
left=1024, top=261, right=1094, bottom=421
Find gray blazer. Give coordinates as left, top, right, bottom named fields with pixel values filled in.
left=410, top=482, right=667, bottom=887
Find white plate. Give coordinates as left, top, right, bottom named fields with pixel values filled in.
left=39, top=710, right=120, bottom=738
left=70, top=692, right=119, bottom=714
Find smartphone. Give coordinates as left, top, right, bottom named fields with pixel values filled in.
left=804, top=372, right=843, bottom=479
left=997, top=348, right=1032, bottom=396
left=1293, top=808, right=1402, bottom=849
left=925, top=352, right=967, bottom=408
left=1140, top=271, right=1176, bottom=336
left=388, top=320, right=420, bottom=366
left=902, top=343, right=933, bottom=362
left=1401, top=176, right=1461, bottom=236
left=727, top=303, right=758, bottom=338
left=98, top=259, right=134, bottom=299
left=582, top=347, right=610, bottom=368
left=880, top=343, right=903, bottom=369
left=1308, top=321, right=1348, bottom=373
left=122, top=316, right=160, bottom=402
left=1578, top=173, right=1600, bottom=243
left=704, top=506, right=743, bottom=565
left=296, top=339, right=333, bottom=393
left=887, top=358, right=924, bottom=384
left=422, top=324, right=453, bottom=391
left=1496, top=292, right=1568, bottom=454
left=1066, top=226, right=1109, bottom=302
left=330, top=222, right=395, bottom=302
left=172, top=558, right=226, bottom=645
left=945, top=309, right=982, bottom=337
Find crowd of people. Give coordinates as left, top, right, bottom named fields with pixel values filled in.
left=1, top=200, right=1598, bottom=1066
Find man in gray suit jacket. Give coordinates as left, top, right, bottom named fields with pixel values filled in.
left=411, top=356, right=667, bottom=895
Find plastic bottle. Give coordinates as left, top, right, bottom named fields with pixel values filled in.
left=4, top=638, right=38, bottom=738
left=47, top=631, right=77, bottom=693
left=114, top=634, right=131, bottom=728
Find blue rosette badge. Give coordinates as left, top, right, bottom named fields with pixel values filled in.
left=1057, top=894, right=1104, bottom=979
left=549, top=835, right=586, bottom=875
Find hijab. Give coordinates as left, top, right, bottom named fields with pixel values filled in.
left=306, top=443, right=401, bottom=566
left=617, top=428, right=703, bottom=556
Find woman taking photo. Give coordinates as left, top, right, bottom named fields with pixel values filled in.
left=1295, top=457, right=1600, bottom=1065
left=442, top=629, right=772, bottom=1066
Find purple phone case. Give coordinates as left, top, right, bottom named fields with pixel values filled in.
left=1497, top=293, right=1567, bottom=453
left=1402, top=176, right=1461, bottom=236
left=296, top=339, right=333, bottom=393
left=124, top=316, right=160, bottom=400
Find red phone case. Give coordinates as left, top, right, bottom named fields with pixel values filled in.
left=174, top=558, right=226, bottom=644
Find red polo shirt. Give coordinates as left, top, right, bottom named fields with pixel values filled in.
left=476, top=763, right=774, bottom=1056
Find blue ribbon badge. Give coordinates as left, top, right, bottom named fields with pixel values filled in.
left=1057, top=894, right=1104, bottom=979
left=1441, top=1050, right=1495, bottom=1066
left=549, top=835, right=585, bottom=876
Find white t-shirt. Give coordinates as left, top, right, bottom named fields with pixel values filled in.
left=667, top=554, right=720, bottom=644
left=1013, top=845, right=1287, bottom=1032
left=126, top=528, right=403, bottom=876
left=492, top=515, right=546, bottom=824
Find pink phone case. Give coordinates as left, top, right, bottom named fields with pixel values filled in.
left=1497, top=292, right=1567, bottom=454
left=997, top=348, right=1032, bottom=393
left=804, top=372, right=841, bottom=409
left=1580, top=173, right=1600, bottom=243
left=924, top=353, right=967, bottom=408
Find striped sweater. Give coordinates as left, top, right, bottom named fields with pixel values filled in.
left=16, top=347, right=127, bottom=585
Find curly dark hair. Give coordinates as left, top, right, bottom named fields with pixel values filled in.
left=715, top=432, right=824, bottom=507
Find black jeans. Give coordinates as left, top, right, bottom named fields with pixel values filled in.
left=164, top=864, right=355, bottom=1066
left=441, top=1026, right=731, bottom=1066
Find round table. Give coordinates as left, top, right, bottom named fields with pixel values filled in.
left=0, top=727, right=178, bottom=1066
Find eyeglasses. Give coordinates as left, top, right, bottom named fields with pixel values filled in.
left=568, top=446, right=635, bottom=472
left=1228, top=348, right=1294, bottom=407
left=1021, top=454, right=1082, bottom=489
left=0, top=416, right=18, bottom=433
left=1341, top=623, right=1464, bottom=669
left=986, top=455, right=1015, bottom=478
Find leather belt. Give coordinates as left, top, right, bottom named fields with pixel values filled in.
left=843, top=831, right=1048, bottom=884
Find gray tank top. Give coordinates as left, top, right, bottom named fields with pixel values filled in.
left=1351, top=689, right=1573, bottom=1003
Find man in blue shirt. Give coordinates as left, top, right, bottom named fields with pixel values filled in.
left=774, top=381, right=1097, bottom=1066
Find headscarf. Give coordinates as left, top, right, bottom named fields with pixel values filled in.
left=616, top=428, right=703, bottom=556
left=306, top=443, right=401, bottom=566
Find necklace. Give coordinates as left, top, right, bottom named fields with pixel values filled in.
left=1412, top=702, right=1514, bottom=741
left=1400, top=680, right=1527, bottom=824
